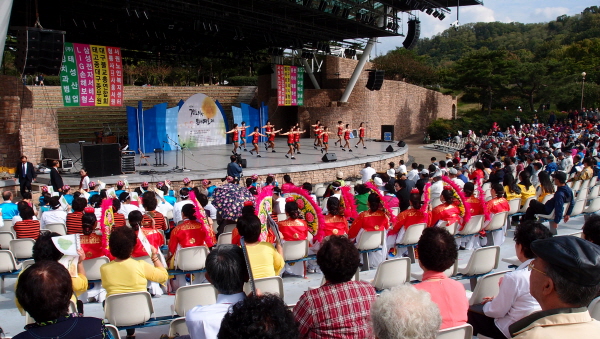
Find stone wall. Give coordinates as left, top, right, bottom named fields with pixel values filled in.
left=0, top=76, right=59, bottom=166
left=259, top=55, right=457, bottom=139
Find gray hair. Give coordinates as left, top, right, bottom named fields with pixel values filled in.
left=546, top=262, right=600, bottom=307
left=371, top=284, right=441, bottom=339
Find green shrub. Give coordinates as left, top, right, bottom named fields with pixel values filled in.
left=226, top=76, right=258, bottom=86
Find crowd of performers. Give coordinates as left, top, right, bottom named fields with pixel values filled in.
left=225, top=120, right=367, bottom=159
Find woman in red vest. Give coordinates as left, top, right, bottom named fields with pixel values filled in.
left=320, top=126, right=333, bottom=154
left=388, top=188, right=429, bottom=246
left=429, top=187, right=461, bottom=228
left=355, top=122, right=367, bottom=149
left=463, top=182, right=484, bottom=216
left=319, top=197, right=348, bottom=238
left=278, top=197, right=309, bottom=276
left=80, top=208, right=105, bottom=260
left=281, top=127, right=297, bottom=160
left=348, top=193, right=390, bottom=268
left=225, top=123, right=240, bottom=155
left=248, top=127, right=266, bottom=158
left=341, top=124, right=352, bottom=152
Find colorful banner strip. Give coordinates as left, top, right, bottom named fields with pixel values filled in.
left=276, top=65, right=304, bottom=106
left=60, top=43, right=123, bottom=107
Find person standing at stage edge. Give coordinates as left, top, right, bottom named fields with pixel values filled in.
left=14, top=156, right=36, bottom=196
left=49, top=161, right=64, bottom=195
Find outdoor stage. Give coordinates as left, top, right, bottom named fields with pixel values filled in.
left=38, top=138, right=408, bottom=186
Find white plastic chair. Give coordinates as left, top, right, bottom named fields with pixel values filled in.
left=412, top=260, right=457, bottom=281
left=589, top=296, right=600, bottom=321
left=105, top=324, right=121, bottom=339
left=590, top=176, right=598, bottom=188
left=283, top=240, right=308, bottom=261
left=507, top=198, right=521, bottom=215
left=457, top=215, right=483, bottom=237
left=584, top=197, right=600, bottom=214
left=277, top=213, right=287, bottom=221
left=223, top=224, right=236, bottom=233
left=572, top=180, right=582, bottom=192
left=174, top=246, right=209, bottom=271
left=485, top=212, right=508, bottom=246
left=172, top=283, right=218, bottom=316
left=315, top=187, right=327, bottom=198
left=500, top=256, right=522, bottom=267
left=82, top=256, right=110, bottom=281
left=391, top=207, right=400, bottom=216
left=3, top=220, right=12, bottom=229
left=540, top=194, right=554, bottom=204
left=9, top=239, right=36, bottom=260
left=369, top=257, right=410, bottom=291
left=518, top=196, right=536, bottom=214
left=0, top=250, right=22, bottom=293
left=45, top=223, right=67, bottom=235
left=217, top=232, right=233, bottom=245
left=569, top=199, right=587, bottom=217
left=396, top=223, right=426, bottom=263
left=469, top=270, right=510, bottom=305
left=104, top=291, right=154, bottom=327
left=356, top=231, right=384, bottom=271
left=588, top=185, right=600, bottom=200
left=0, top=231, right=15, bottom=250
left=244, top=276, right=284, bottom=298
left=431, top=198, right=443, bottom=208
left=457, top=246, right=500, bottom=289
left=437, top=323, right=473, bottom=339
left=169, top=317, right=189, bottom=337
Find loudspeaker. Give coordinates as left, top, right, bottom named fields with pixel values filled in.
left=397, top=141, right=406, bottom=147
left=235, top=154, right=247, bottom=168
left=366, top=70, right=385, bottom=91
left=82, top=144, right=122, bottom=177
left=385, top=145, right=394, bottom=152
left=403, top=19, right=421, bottom=49
left=322, top=153, right=337, bottom=162
left=15, top=27, right=65, bottom=76
left=381, top=125, right=394, bottom=141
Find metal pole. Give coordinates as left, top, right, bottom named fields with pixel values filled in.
left=581, top=73, right=586, bottom=111
left=301, top=58, right=320, bottom=90
left=340, top=37, right=377, bottom=103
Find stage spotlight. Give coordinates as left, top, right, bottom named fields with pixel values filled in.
left=438, top=13, right=446, bottom=20
left=426, top=8, right=433, bottom=15
left=318, top=0, right=327, bottom=12
left=432, top=11, right=440, bottom=18
left=331, top=5, right=341, bottom=15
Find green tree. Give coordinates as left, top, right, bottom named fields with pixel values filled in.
left=373, top=48, right=438, bottom=85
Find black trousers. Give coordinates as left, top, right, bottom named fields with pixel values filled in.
left=19, top=179, right=32, bottom=196
left=467, top=304, right=507, bottom=339
left=524, top=200, right=549, bottom=221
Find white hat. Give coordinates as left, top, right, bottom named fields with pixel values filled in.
left=374, top=177, right=383, bottom=186
left=432, top=170, right=443, bottom=178
left=336, top=171, right=343, bottom=179
left=420, top=169, right=429, bottom=175
left=449, top=168, right=458, bottom=175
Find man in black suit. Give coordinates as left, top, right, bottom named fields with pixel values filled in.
left=49, top=160, right=64, bottom=194
left=14, top=155, right=36, bottom=196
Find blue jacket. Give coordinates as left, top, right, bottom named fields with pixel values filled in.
left=545, top=162, right=558, bottom=174
left=0, top=202, right=19, bottom=220
left=544, top=185, right=574, bottom=224
left=227, top=162, right=243, bottom=179
left=13, top=315, right=113, bottom=339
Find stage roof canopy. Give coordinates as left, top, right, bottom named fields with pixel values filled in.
left=10, top=0, right=482, bottom=57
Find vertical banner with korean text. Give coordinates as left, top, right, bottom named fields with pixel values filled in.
left=61, top=43, right=123, bottom=107
left=276, top=65, right=304, bottom=106
left=59, top=42, right=79, bottom=106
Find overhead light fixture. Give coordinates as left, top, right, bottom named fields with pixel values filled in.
left=438, top=13, right=445, bottom=20
left=318, top=0, right=327, bottom=11
left=432, top=11, right=440, bottom=18
left=426, top=8, right=433, bottom=15
left=341, top=8, right=350, bottom=18
left=331, top=4, right=340, bottom=15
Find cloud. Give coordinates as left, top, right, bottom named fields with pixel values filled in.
left=460, top=6, right=496, bottom=23
left=531, top=7, right=570, bottom=22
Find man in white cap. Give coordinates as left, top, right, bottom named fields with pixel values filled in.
left=335, top=171, right=345, bottom=186
left=448, top=168, right=464, bottom=189
left=429, top=170, right=444, bottom=201
left=359, top=162, right=376, bottom=183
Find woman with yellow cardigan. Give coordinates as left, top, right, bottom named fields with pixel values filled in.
left=100, top=226, right=168, bottom=339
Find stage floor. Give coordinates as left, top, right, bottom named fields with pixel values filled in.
left=34, top=138, right=407, bottom=185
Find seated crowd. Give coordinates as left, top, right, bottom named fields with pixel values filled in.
left=5, top=113, right=600, bottom=339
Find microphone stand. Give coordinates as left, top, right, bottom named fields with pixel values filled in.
left=168, top=135, right=182, bottom=172
left=181, top=143, right=191, bottom=172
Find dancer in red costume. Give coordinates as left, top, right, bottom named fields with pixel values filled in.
left=238, top=121, right=250, bottom=152
left=281, top=127, right=297, bottom=160
left=334, top=120, right=343, bottom=146
left=311, top=120, right=321, bottom=148
left=320, top=126, right=333, bottom=154
left=226, top=123, right=240, bottom=155
left=387, top=189, right=429, bottom=247
left=355, top=122, right=367, bottom=149
left=341, top=124, right=352, bottom=152
left=429, top=187, right=461, bottom=227
left=248, top=127, right=266, bottom=158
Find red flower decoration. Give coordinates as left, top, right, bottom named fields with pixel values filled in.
left=305, top=212, right=315, bottom=223
left=296, top=199, right=305, bottom=209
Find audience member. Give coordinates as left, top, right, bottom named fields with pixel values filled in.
left=40, top=197, right=67, bottom=228
left=524, top=172, right=573, bottom=235
left=0, top=191, right=19, bottom=220
left=582, top=214, right=600, bottom=245
left=237, top=214, right=283, bottom=279
left=360, top=162, right=376, bottom=183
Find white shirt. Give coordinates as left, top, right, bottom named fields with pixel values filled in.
left=81, top=176, right=90, bottom=190
left=429, top=180, right=444, bottom=201
left=483, top=258, right=541, bottom=338
left=386, top=168, right=396, bottom=178
left=360, top=166, right=376, bottom=183
left=204, top=202, right=217, bottom=220
left=398, top=165, right=407, bottom=175
left=173, top=200, right=194, bottom=225
left=118, top=203, right=140, bottom=219
left=186, top=292, right=246, bottom=339
left=40, top=209, right=67, bottom=227
left=407, top=169, right=419, bottom=183
left=273, top=197, right=286, bottom=214
left=451, top=177, right=465, bottom=189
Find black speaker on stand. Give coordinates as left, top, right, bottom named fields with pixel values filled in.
left=385, top=145, right=394, bottom=152
left=403, top=19, right=421, bottom=50
left=366, top=70, right=385, bottom=91
left=322, top=153, right=337, bottom=162
left=15, top=27, right=65, bottom=75
left=397, top=141, right=406, bottom=147
left=236, top=154, right=247, bottom=168
left=82, top=144, right=122, bottom=177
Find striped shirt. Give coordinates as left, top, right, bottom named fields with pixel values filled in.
left=14, top=219, right=41, bottom=240
left=113, top=212, right=126, bottom=228
left=66, top=211, right=84, bottom=234
left=142, top=211, right=167, bottom=230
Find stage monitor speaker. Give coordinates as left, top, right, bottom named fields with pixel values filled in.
left=15, top=27, right=65, bottom=76
left=322, top=153, right=337, bottom=162
left=366, top=70, right=385, bottom=91
left=381, top=125, right=394, bottom=142
left=82, top=144, right=122, bottom=177
left=403, top=19, right=421, bottom=50
left=235, top=154, right=247, bottom=168
left=385, top=145, right=394, bottom=152
left=397, top=141, right=406, bottom=147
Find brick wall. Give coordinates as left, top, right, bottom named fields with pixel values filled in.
left=259, top=55, right=457, bottom=139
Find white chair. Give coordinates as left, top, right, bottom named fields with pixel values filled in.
left=482, top=182, right=491, bottom=192
left=283, top=240, right=308, bottom=261
left=217, top=232, right=233, bottom=245
left=391, top=207, right=400, bottom=216
left=244, top=276, right=284, bottom=298
left=315, top=187, right=327, bottom=198
left=588, top=185, right=600, bottom=200
left=223, top=224, right=236, bottom=233
left=540, top=194, right=554, bottom=204
left=431, top=198, right=443, bottom=208
left=369, top=257, right=411, bottom=291
left=501, top=256, right=522, bottom=267
left=518, top=196, right=535, bottom=214
left=396, top=223, right=426, bottom=263
left=0, top=231, right=15, bottom=250
left=437, top=323, right=473, bottom=339
left=536, top=202, right=569, bottom=221
left=412, top=260, right=457, bottom=281
left=445, top=221, right=459, bottom=236
left=105, top=324, right=121, bottom=339
left=166, top=209, right=174, bottom=221
left=572, top=180, right=582, bottom=192
left=169, top=317, right=189, bottom=337
left=485, top=212, right=508, bottom=246
left=356, top=231, right=384, bottom=271
left=3, top=219, right=12, bottom=229
left=589, top=296, right=600, bottom=321
left=457, top=215, right=483, bottom=237
left=174, top=246, right=209, bottom=271
left=584, top=197, right=600, bottom=214
left=82, top=256, right=110, bottom=281
left=569, top=199, right=587, bottom=217
left=172, top=283, right=218, bottom=316
left=277, top=213, right=287, bottom=221
left=104, top=291, right=154, bottom=327
left=469, top=270, right=510, bottom=305
left=590, top=176, right=598, bottom=188
left=0, top=250, right=22, bottom=293
left=9, top=239, right=36, bottom=260
left=507, top=198, right=521, bottom=216
left=45, top=223, right=67, bottom=235
left=457, top=246, right=500, bottom=289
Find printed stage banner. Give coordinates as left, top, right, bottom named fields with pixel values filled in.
left=178, top=93, right=227, bottom=147
left=60, top=43, right=123, bottom=107
left=276, top=65, right=304, bottom=106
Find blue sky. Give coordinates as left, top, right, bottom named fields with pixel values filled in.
left=374, top=0, right=600, bottom=55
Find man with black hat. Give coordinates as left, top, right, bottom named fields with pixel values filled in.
left=524, top=172, right=573, bottom=235
left=510, top=236, right=600, bottom=338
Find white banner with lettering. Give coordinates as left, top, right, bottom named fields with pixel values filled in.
left=178, top=93, right=227, bottom=147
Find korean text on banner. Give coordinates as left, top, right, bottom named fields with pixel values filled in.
left=90, top=45, right=110, bottom=106
left=60, top=42, right=79, bottom=106
left=276, top=65, right=304, bottom=107
left=106, top=46, right=123, bottom=106
left=73, top=43, right=95, bottom=106
left=297, top=67, right=305, bottom=106
left=284, top=65, right=291, bottom=106
left=276, top=65, right=285, bottom=106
